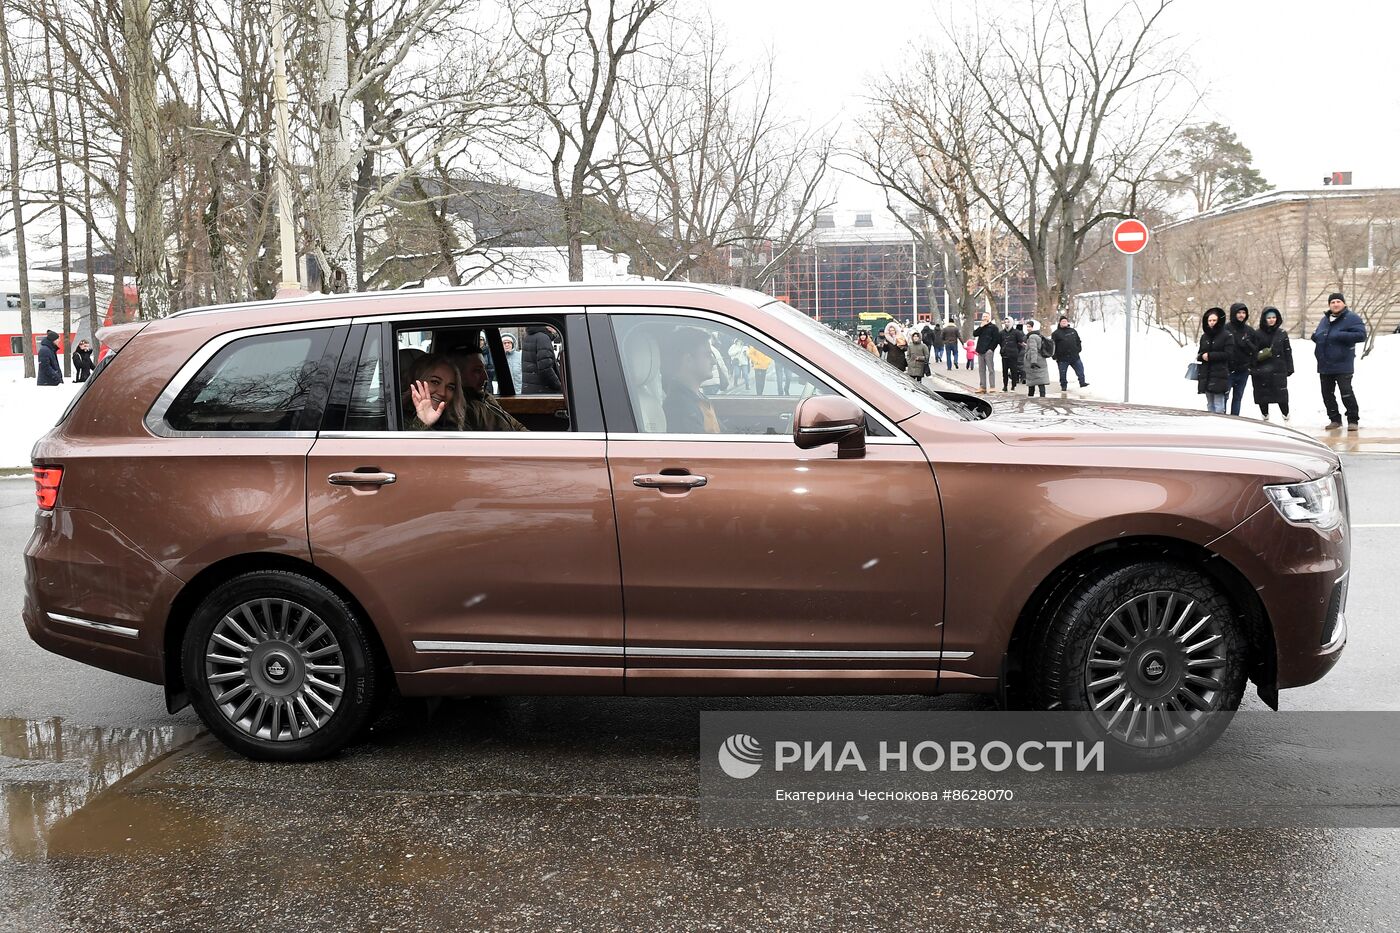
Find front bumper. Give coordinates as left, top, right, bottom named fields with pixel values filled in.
left=1209, top=497, right=1349, bottom=690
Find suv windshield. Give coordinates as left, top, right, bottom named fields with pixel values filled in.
left=763, top=301, right=977, bottom=421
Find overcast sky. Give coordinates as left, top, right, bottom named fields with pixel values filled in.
left=705, top=0, right=1400, bottom=209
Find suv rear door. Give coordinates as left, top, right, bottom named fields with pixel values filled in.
left=305, top=312, right=624, bottom=696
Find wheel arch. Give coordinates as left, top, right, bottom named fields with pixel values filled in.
left=162, top=553, right=393, bottom=714
left=1002, top=535, right=1277, bottom=709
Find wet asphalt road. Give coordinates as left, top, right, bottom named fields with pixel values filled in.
left=2, top=454, right=1399, bottom=932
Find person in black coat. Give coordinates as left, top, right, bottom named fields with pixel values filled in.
left=973, top=313, right=1001, bottom=393
left=73, top=340, right=95, bottom=382
left=920, top=323, right=938, bottom=372
left=1196, top=307, right=1234, bottom=413
left=1224, top=301, right=1256, bottom=416
left=1000, top=320, right=1025, bottom=391
left=36, top=330, right=64, bottom=386
left=521, top=325, right=562, bottom=394
left=1050, top=315, right=1088, bottom=391
left=1249, top=307, right=1293, bottom=422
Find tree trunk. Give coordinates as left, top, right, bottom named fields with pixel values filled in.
left=124, top=0, right=170, bottom=318
left=0, top=0, right=35, bottom=378
left=76, top=59, right=98, bottom=346
left=111, top=140, right=131, bottom=322
left=315, top=0, right=357, bottom=292
left=43, top=21, right=72, bottom=372
left=565, top=194, right=584, bottom=281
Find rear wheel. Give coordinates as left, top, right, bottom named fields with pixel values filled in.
left=182, top=571, right=378, bottom=761
left=1032, top=560, right=1248, bottom=766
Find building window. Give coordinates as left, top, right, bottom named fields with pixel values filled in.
left=854, top=212, right=873, bottom=228
left=814, top=211, right=835, bottom=229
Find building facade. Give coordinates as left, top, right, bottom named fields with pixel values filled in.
left=1150, top=187, right=1400, bottom=340
left=765, top=213, right=1038, bottom=333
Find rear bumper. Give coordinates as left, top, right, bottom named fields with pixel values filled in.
left=23, top=507, right=180, bottom=684
left=1209, top=502, right=1349, bottom=690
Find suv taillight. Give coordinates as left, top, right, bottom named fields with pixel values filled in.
left=34, top=466, right=62, bottom=510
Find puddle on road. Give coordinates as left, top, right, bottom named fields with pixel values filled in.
left=0, top=716, right=201, bottom=861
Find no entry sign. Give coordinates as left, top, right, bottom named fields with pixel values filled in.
left=1113, top=218, right=1150, bottom=255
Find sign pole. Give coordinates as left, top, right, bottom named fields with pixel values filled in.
left=1123, top=252, right=1133, bottom=404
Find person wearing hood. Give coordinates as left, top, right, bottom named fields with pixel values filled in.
left=906, top=331, right=929, bottom=381
left=73, top=339, right=95, bottom=382
left=1196, top=307, right=1235, bottom=413
left=884, top=332, right=908, bottom=373
left=1051, top=315, right=1088, bottom=392
left=1225, top=301, right=1257, bottom=416
left=1022, top=319, right=1052, bottom=397
left=521, top=324, right=562, bottom=394
left=1311, top=292, right=1366, bottom=430
left=1250, top=307, right=1293, bottom=422
left=36, top=330, right=63, bottom=386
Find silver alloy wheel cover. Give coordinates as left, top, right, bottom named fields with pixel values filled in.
left=1085, top=590, right=1229, bottom=747
left=204, top=598, right=346, bottom=742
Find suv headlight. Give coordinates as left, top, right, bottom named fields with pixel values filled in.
left=1264, top=474, right=1342, bottom=530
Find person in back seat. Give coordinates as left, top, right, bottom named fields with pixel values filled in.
left=448, top=350, right=529, bottom=432
left=662, top=327, right=723, bottom=434
left=402, top=354, right=467, bottom=430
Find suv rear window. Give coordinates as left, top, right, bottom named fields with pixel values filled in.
left=164, top=329, right=334, bottom=433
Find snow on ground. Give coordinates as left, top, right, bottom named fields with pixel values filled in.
left=1, top=358, right=82, bottom=469
left=1059, top=310, right=1400, bottom=432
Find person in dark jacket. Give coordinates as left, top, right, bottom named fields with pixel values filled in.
left=73, top=340, right=95, bottom=382
left=973, top=313, right=1001, bottom=393
left=1250, top=307, right=1293, bottom=422
left=1196, top=307, right=1234, bottom=413
left=1000, top=319, right=1025, bottom=391
left=1224, top=301, right=1257, bottom=416
left=884, top=334, right=908, bottom=373
left=941, top=320, right=960, bottom=370
left=1311, top=292, right=1366, bottom=430
left=521, top=325, right=562, bottom=394
left=921, top=323, right=938, bottom=371
left=1050, top=315, right=1088, bottom=391
left=36, top=330, right=63, bottom=385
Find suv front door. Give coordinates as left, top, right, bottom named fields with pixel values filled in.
left=596, top=308, right=948, bottom=695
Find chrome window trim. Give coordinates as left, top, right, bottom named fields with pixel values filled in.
left=318, top=430, right=606, bottom=441
left=412, top=639, right=971, bottom=661
left=357, top=305, right=586, bottom=325
left=593, top=305, right=913, bottom=444
left=145, top=318, right=351, bottom=439
left=48, top=612, right=140, bottom=639
left=603, top=433, right=907, bottom=446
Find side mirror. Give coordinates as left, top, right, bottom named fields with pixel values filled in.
left=793, top=396, right=866, bottom=459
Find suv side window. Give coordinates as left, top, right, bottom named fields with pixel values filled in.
left=610, top=314, right=837, bottom=436
left=345, top=327, right=388, bottom=431
left=164, top=328, right=334, bottom=433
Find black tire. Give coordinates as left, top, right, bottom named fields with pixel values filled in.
left=1031, top=560, right=1247, bottom=768
left=182, top=570, right=378, bottom=762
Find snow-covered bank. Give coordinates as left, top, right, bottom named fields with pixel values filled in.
left=1, top=359, right=81, bottom=468
left=1060, top=312, right=1400, bottom=431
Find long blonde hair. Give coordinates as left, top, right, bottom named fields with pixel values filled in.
left=403, top=353, right=467, bottom=430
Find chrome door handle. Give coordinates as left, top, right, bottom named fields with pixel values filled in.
left=328, top=471, right=397, bottom=487
left=633, top=473, right=707, bottom=489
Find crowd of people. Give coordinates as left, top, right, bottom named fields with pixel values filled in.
left=867, top=313, right=1090, bottom=398
left=1192, top=293, right=1366, bottom=429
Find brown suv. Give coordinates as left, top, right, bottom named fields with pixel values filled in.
left=24, top=284, right=1348, bottom=761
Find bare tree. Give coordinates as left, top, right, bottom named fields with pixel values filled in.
left=940, top=0, right=1191, bottom=321
left=599, top=19, right=831, bottom=290
left=0, top=0, right=35, bottom=377
left=508, top=0, right=665, bottom=281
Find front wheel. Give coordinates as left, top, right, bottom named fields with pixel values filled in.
left=182, top=571, right=379, bottom=761
left=1032, top=561, right=1248, bottom=767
